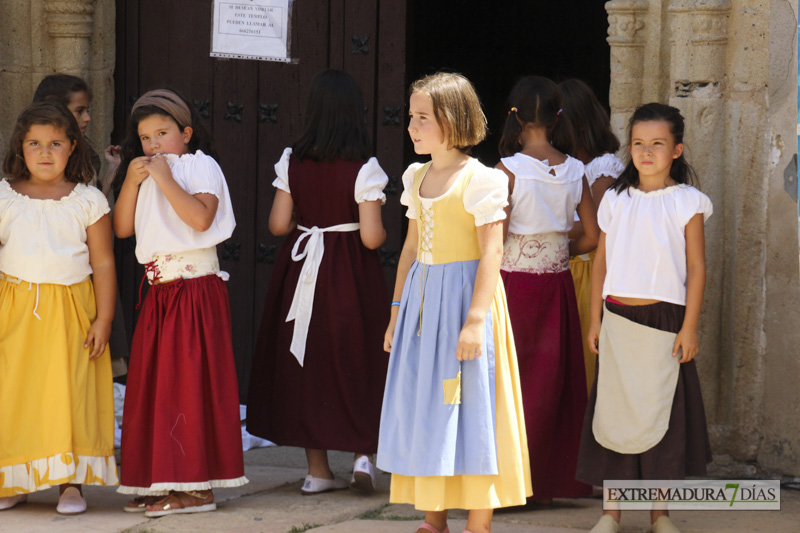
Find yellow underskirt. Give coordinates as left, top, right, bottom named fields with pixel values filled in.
left=389, top=281, right=532, bottom=511
left=569, top=251, right=596, bottom=396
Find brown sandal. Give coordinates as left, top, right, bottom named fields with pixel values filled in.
left=123, top=495, right=161, bottom=513
left=144, top=491, right=216, bottom=517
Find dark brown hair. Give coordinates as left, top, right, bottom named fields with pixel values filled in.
left=32, top=74, right=91, bottom=108
left=293, top=69, right=372, bottom=162
left=410, top=72, right=487, bottom=153
left=552, top=79, right=619, bottom=160
left=3, top=102, right=93, bottom=183
left=610, top=102, right=697, bottom=193
left=498, top=76, right=563, bottom=157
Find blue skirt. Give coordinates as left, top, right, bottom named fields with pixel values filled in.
left=377, top=259, right=498, bottom=477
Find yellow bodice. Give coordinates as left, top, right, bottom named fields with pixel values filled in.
left=412, top=162, right=482, bottom=265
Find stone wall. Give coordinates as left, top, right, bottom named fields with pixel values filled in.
left=0, top=0, right=115, bottom=163
left=606, top=0, right=800, bottom=476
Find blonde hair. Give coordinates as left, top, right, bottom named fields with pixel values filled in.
left=410, top=72, right=487, bottom=152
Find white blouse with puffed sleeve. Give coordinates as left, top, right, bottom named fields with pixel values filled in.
left=502, top=152, right=584, bottom=234
left=463, top=160, right=509, bottom=226
left=599, top=184, right=713, bottom=305
left=400, top=162, right=425, bottom=220
left=585, top=153, right=625, bottom=188
left=0, top=180, right=110, bottom=285
left=133, top=150, right=236, bottom=264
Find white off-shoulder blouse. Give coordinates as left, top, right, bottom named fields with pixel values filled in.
left=0, top=180, right=110, bottom=285
left=400, top=158, right=508, bottom=227
left=599, top=184, right=713, bottom=305
left=272, top=147, right=389, bottom=204
left=133, top=150, right=236, bottom=264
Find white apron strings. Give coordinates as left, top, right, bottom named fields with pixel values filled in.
left=286, top=223, right=361, bottom=366
left=592, top=304, right=681, bottom=454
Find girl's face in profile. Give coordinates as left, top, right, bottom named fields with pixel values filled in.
left=408, top=91, right=447, bottom=156
left=22, top=124, right=75, bottom=184
left=629, top=120, right=683, bottom=181
left=137, top=114, right=193, bottom=157
left=67, top=91, right=91, bottom=136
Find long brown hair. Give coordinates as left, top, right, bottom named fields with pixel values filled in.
left=552, top=79, right=619, bottom=160
left=3, top=102, right=93, bottom=184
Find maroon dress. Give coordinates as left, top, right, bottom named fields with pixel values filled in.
left=246, top=155, right=389, bottom=453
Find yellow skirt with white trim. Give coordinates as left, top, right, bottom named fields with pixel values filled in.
left=0, top=276, right=118, bottom=496
left=569, top=251, right=595, bottom=396
left=388, top=282, right=532, bottom=511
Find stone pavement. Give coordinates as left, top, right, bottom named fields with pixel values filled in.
left=1, top=447, right=798, bottom=533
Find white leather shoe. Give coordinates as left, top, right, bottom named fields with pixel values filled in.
left=350, top=456, right=376, bottom=493
left=589, top=514, right=620, bottom=533
left=300, top=474, right=348, bottom=495
left=0, top=494, right=27, bottom=511
left=56, top=487, right=87, bottom=515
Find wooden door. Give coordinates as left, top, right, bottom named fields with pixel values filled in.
left=114, top=0, right=407, bottom=401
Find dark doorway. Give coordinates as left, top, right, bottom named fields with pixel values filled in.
left=406, top=1, right=611, bottom=166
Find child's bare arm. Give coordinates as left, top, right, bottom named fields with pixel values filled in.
left=145, top=155, right=219, bottom=232
left=457, top=220, right=503, bottom=361
left=86, top=214, right=116, bottom=359
left=674, top=213, right=706, bottom=362
left=587, top=232, right=607, bottom=354
left=357, top=200, right=386, bottom=250
left=494, top=161, right=515, bottom=243
left=384, top=220, right=418, bottom=352
left=268, top=189, right=296, bottom=236
left=570, top=176, right=599, bottom=256
left=113, top=156, right=149, bottom=238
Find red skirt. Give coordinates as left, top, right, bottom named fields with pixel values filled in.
left=119, top=275, right=247, bottom=494
left=500, top=269, right=592, bottom=500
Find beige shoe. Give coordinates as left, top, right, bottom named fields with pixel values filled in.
left=589, top=514, right=621, bottom=533
left=56, top=487, right=86, bottom=515
left=652, top=515, right=681, bottom=533
left=0, top=494, right=27, bottom=511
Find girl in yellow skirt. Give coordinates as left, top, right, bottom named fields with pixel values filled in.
left=0, top=102, right=117, bottom=514
left=378, top=72, right=531, bottom=533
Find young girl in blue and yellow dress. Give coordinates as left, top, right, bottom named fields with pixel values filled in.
left=0, top=102, right=118, bottom=514
left=247, top=69, right=389, bottom=494
left=552, top=78, right=625, bottom=395
left=113, top=90, right=246, bottom=516
left=378, top=72, right=531, bottom=533
left=576, top=103, right=713, bottom=533
left=496, top=76, right=597, bottom=504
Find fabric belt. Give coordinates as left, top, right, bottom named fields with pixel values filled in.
left=286, top=223, right=361, bottom=366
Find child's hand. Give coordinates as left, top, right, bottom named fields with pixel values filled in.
left=104, top=145, right=121, bottom=167
left=145, top=154, right=173, bottom=184
left=126, top=155, right=151, bottom=185
left=587, top=320, right=601, bottom=355
left=673, top=327, right=699, bottom=363
left=85, top=319, right=112, bottom=360
left=384, top=314, right=397, bottom=353
left=457, top=318, right=484, bottom=361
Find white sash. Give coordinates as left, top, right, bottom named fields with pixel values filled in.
left=592, top=304, right=680, bottom=454
left=286, top=223, right=361, bottom=366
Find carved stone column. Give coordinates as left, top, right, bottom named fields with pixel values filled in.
left=44, top=0, right=95, bottom=77
left=605, top=0, right=649, bottom=138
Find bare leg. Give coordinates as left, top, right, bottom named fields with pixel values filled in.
left=306, top=448, right=334, bottom=479
left=465, top=508, right=493, bottom=533
left=651, top=508, right=669, bottom=523
left=417, top=510, right=448, bottom=533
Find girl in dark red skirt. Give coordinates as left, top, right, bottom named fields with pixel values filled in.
left=112, top=90, right=246, bottom=516
left=495, top=76, right=599, bottom=503
left=246, top=70, right=389, bottom=495
left=578, top=103, right=712, bottom=533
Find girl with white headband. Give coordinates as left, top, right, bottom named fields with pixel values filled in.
left=112, top=89, right=246, bottom=516
left=246, top=70, right=390, bottom=495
